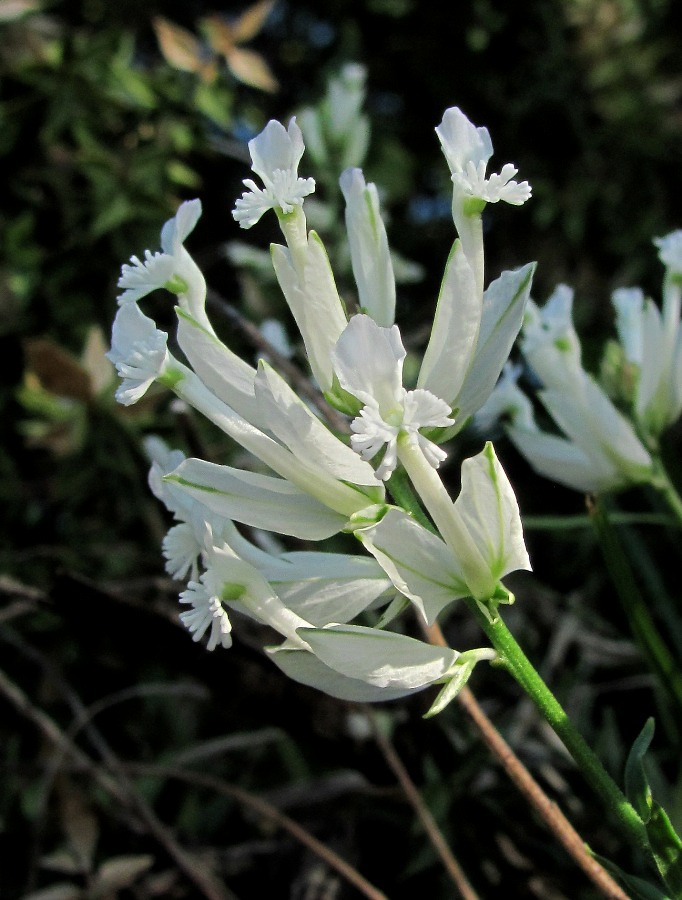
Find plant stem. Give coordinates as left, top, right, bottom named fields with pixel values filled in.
left=368, top=709, right=480, bottom=900
left=424, top=622, right=630, bottom=899
left=588, top=496, right=682, bottom=736
left=464, top=597, right=651, bottom=857
left=650, top=463, right=682, bottom=524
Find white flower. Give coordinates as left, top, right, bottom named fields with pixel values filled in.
left=612, top=287, right=645, bottom=365
left=164, top=523, right=202, bottom=581
left=117, top=200, right=205, bottom=310
left=270, top=233, right=348, bottom=393
left=270, top=624, right=462, bottom=703
left=107, top=303, right=170, bottom=405
left=475, top=362, right=535, bottom=434
left=613, top=239, right=682, bottom=438
left=358, top=508, right=470, bottom=625
left=509, top=370, right=653, bottom=495
left=333, top=315, right=454, bottom=480
left=436, top=107, right=531, bottom=208
left=232, top=118, right=316, bottom=229
left=340, top=167, right=396, bottom=327
left=179, top=579, right=232, bottom=651
left=654, top=230, right=682, bottom=276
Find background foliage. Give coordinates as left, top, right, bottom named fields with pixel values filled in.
left=2, top=0, right=682, bottom=896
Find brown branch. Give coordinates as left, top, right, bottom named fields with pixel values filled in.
left=367, top=710, right=480, bottom=900
left=124, top=762, right=389, bottom=900
left=423, top=622, right=629, bottom=900
left=0, top=654, right=233, bottom=900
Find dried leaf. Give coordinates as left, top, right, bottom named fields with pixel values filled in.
left=0, top=0, right=42, bottom=22
left=81, top=326, right=114, bottom=397
left=91, top=854, right=154, bottom=896
left=40, top=849, right=87, bottom=876
left=225, top=45, right=278, bottom=92
left=58, top=780, right=99, bottom=874
left=230, top=0, right=276, bottom=45
left=24, top=338, right=92, bottom=402
left=200, top=13, right=236, bottom=57
left=152, top=16, right=217, bottom=83
left=22, top=884, right=82, bottom=900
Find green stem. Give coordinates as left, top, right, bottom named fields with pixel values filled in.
left=589, top=497, right=682, bottom=737
left=464, top=597, right=651, bottom=858
left=650, top=463, right=682, bottom=525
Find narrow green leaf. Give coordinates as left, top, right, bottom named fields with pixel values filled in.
left=625, top=718, right=655, bottom=822
left=592, top=853, right=671, bottom=900
left=648, top=802, right=682, bottom=895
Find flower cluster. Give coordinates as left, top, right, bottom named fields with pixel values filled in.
left=480, top=236, right=682, bottom=495
left=109, top=104, right=534, bottom=708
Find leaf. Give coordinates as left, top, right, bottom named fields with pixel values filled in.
left=81, top=327, right=115, bottom=397
left=592, top=853, right=671, bottom=900
left=59, top=781, right=99, bottom=875
left=152, top=16, right=217, bottom=83
left=647, top=803, right=682, bottom=895
left=230, top=0, right=276, bottom=44
left=625, top=718, right=655, bottom=822
left=92, top=854, right=154, bottom=896
left=0, top=0, right=42, bottom=21
left=424, top=658, right=476, bottom=718
left=24, top=339, right=92, bottom=402
left=22, top=884, right=82, bottom=900
left=226, top=46, right=280, bottom=93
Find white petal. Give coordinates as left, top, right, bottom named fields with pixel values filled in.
left=453, top=443, right=531, bottom=596
left=161, top=199, right=202, bottom=254
left=417, top=240, right=480, bottom=405
left=249, top=118, right=306, bottom=184
left=298, top=624, right=459, bottom=690
left=612, top=287, right=644, bottom=365
left=635, top=299, right=664, bottom=427
left=207, top=548, right=310, bottom=645
left=172, top=368, right=377, bottom=518
left=179, top=580, right=232, bottom=651
left=166, top=458, right=348, bottom=540
left=107, top=304, right=169, bottom=406
left=270, top=235, right=347, bottom=393
left=358, top=509, right=469, bottom=625
left=541, top=379, right=652, bottom=477
left=507, top=423, right=619, bottom=493
left=266, top=552, right=391, bottom=625
left=333, top=314, right=405, bottom=411
left=455, top=262, right=535, bottom=425
left=340, top=167, right=396, bottom=327
left=436, top=107, right=493, bottom=175
left=254, top=361, right=381, bottom=486
left=654, top=230, right=682, bottom=275
left=268, top=646, right=422, bottom=702
left=117, top=251, right=176, bottom=303
left=176, top=309, right=262, bottom=427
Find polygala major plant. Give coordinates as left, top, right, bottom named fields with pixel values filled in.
left=109, top=104, right=682, bottom=895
